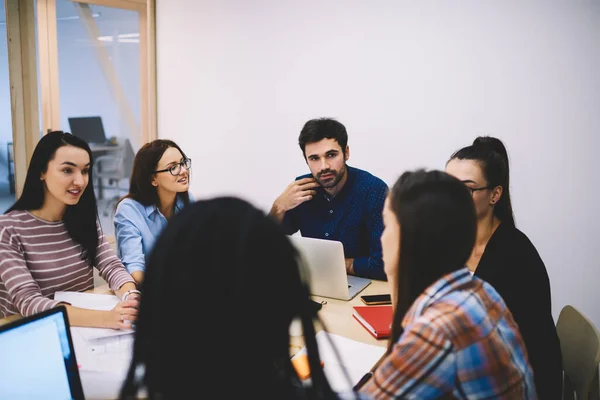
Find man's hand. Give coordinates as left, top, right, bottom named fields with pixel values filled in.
left=345, top=258, right=355, bottom=275
left=269, top=178, right=320, bottom=222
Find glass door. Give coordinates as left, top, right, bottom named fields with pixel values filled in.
left=0, top=2, right=17, bottom=212
left=37, top=0, right=156, bottom=236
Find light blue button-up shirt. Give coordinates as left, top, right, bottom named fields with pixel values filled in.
left=114, top=194, right=190, bottom=274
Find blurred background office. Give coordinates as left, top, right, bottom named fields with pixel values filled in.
left=0, top=1, right=14, bottom=214
left=0, top=0, right=153, bottom=237
left=2, top=0, right=599, bottom=342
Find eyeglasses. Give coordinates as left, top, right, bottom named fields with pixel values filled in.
left=154, top=158, right=192, bottom=176
left=467, top=186, right=491, bottom=195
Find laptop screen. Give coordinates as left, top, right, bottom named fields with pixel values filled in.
left=0, top=306, right=84, bottom=400
left=68, top=116, right=107, bottom=144
left=288, top=235, right=371, bottom=300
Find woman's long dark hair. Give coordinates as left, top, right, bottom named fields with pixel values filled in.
left=120, top=197, right=342, bottom=399
left=387, top=170, right=477, bottom=348
left=118, top=139, right=190, bottom=208
left=7, top=131, right=99, bottom=265
left=448, top=136, right=515, bottom=226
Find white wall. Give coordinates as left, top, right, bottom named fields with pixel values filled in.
left=156, top=0, right=600, bottom=327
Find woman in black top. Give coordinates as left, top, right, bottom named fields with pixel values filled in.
left=446, top=136, right=562, bottom=399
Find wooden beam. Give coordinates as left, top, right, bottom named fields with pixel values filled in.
left=75, top=2, right=141, bottom=150
left=140, top=0, right=157, bottom=143
left=69, top=0, right=145, bottom=12
left=37, top=0, right=61, bottom=133
left=5, top=0, right=41, bottom=197
left=147, top=0, right=157, bottom=142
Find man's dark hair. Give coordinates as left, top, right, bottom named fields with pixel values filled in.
left=298, top=118, right=348, bottom=157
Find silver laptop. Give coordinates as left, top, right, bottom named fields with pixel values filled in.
left=288, top=235, right=371, bottom=300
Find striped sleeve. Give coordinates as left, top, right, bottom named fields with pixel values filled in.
left=0, top=225, right=61, bottom=316
left=94, top=224, right=135, bottom=291
left=360, top=322, right=455, bottom=399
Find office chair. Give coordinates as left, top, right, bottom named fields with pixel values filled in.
left=94, top=138, right=136, bottom=217
left=556, top=305, right=600, bottom=400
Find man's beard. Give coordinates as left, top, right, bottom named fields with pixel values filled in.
left=315, top=165, right=346, bottom=189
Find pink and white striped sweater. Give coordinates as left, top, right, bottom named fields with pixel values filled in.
left=0, top=210, right=135, bottom=318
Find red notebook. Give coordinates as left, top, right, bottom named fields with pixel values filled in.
left=352, top=305, right=393, bottom=339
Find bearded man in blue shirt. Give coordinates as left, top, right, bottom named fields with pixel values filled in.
left=269, top=118, right=388, bottom=281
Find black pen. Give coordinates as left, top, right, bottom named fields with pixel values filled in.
left=353, top=371, right=373, bottom=391
left=354, top=350, right=387, bottom=391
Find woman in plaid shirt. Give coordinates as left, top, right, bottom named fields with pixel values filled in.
left=360, top=170, right=536, bottom=399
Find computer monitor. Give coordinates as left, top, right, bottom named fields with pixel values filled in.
left=0, top=306, right=85, bottom=400
left=68, top=116, right=107, bottom=145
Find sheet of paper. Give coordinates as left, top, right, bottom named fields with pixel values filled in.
left=54, top=291, right=134, bottom=340
left=54, top=291, right=119, bottom=310
left=74, top=334, right=136, bottom=400
left=72, top=330, right=134, bottom=373
left=69, top=313, right=136, bottom=398
left=293, top=331, right=386, bottom=393
left=54, top=292, right=140, bottom=399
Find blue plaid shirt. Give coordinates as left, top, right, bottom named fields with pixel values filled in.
left=282, top=165, right=388, bottom=280
left=360, top=268, right=537, bottom=399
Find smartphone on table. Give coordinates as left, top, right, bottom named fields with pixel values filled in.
left=360, top=294, right=392, bottom=305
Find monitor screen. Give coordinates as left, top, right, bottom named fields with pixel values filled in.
left=68, top=116, right=107, bottom=144
left=0, top=307, right=84, bottom=400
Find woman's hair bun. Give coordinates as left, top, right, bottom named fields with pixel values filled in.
left=472, top=136, right=508, bottom=162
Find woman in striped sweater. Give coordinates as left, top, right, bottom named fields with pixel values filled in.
left=0, top=131, right=139, bottom=329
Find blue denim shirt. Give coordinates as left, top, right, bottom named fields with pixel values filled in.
left=114, top=194, right=191, bottom=274
left=282, top=166, right=388, bottom=280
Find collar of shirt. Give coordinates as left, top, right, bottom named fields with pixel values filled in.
left=143, top=195, right=186, bottom=219
left=402, top=268, right=472, bottom=328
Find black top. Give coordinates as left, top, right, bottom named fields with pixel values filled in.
left=475, top=222, right=562, bottom=399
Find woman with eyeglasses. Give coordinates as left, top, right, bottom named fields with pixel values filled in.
left=445, top=136, right=562, bottom=399
left=114, top=139, right=193, bottom=284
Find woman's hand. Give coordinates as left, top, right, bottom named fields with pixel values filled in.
left=109, top=298, right=140, bottom=329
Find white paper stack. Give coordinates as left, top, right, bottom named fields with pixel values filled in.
left=54, top=291, right=136, bottom=399
left=292, top=331, right=386, bottom=393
